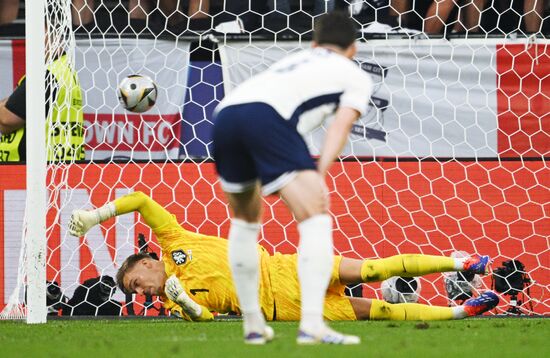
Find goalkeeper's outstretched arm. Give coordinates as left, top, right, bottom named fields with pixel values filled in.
left=68, top=191, right=173, bottom=236
left=70, top=193, right=215, bottom=321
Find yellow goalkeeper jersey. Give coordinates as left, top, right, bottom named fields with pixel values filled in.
left=114, top=192, right=355, bottom=321
left=152, top=214, right=275, bottom=320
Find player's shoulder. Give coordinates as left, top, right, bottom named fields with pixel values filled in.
left=334, top=56, right=370, bottom=78
left=311, top=48, right=370, bottom=78
left=334, top=58, right=373, bottom=91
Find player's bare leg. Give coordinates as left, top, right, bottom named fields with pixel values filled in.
left=225, top=183, right=273, bottom=344
left=280, top=170, right=359, bottom=345
left=338, top=255, right=491, bottom=285
left=348, top=293, right=498, bottom=321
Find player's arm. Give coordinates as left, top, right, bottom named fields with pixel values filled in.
left=317, top=107, right=361, bottom=177
left=164, top=274, right=214, bottom=322
left=111, top=191, right=173, bottom=229
left=68, top=191, right=174, bottom=237
left=317, top=67, right=373, bottom=177
left=1, top=72, right=55, bottom=135
left=0, top=82, right=26, bottom=135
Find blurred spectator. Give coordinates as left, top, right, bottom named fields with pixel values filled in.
left=424, top=0, right=458, bottom=34
left=126, top=0, right=185, bottom=30
left=451, top=0, right=544, bottom=34
left=225, top=1, right=289, bottom=33
left=347, top=0, right=397, bottom=28
left=501, top=0, right=543, bottom=33
left=71, top=0, right=94, bottom=28
left=544, top=1, right=550, bottom=34
left=471, top=0, right=544, bottom=34
left=316, top=0, right=336, bottom=15
left=188, top=0, right=210, bottom=19
left=71, top=0, right=210, bottom=33
left=0, top=0, right=19, bottom=26
left=524, top=0, right=545, bottom=33
left=225, top=1, right=338, bottom=34
left=390, top=0, right=460, bottom=34
left=452, top=0, right=486, bottom=33
left=391, top=0, right=544, bottom=35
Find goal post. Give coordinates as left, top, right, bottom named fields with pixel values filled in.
left=25, top=0, right=47, bottom=324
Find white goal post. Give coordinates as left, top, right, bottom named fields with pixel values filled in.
left=24, top=0, right=47, bottom=324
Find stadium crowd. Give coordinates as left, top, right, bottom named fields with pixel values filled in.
left=0, top=0, right=548, bottom=36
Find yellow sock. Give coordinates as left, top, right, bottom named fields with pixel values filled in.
left=369, top=299, right=455, bottom=320
left=360, top=254, right=456, bottom=282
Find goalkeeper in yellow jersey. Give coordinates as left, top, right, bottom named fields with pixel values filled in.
left=68, top=192, right=498, bottom=323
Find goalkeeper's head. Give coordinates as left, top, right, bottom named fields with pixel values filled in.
left=313, top=11, right=357, bottom=59
left=116, top=253, right=167, bottom=296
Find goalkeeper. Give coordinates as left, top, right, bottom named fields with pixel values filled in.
left=68, top=192, right=498, bottom=322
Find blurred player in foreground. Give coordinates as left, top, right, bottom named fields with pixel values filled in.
left=211, top=11, right=373, bottom=345
left=69, top=192, right=499, bottom=330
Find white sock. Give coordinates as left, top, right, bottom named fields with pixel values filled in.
left=454, top=258, right=468, bottom=271
left=452, top=306, right=467, bottom=319
left=297, top=214, right=333, bottom=334
left=228, top=218, right=265, bottom=334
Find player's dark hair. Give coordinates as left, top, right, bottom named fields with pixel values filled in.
left=116, top=252, right=155, bottom=294
left=313, top=11, right=357, bottom=50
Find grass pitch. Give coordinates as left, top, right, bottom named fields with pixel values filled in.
left=0, top=318, right=548, bottom=357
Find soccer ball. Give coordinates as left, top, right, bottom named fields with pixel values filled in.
left=117, top=74, right=158, bottom=113
left=381, top=276, right=421, bottom=303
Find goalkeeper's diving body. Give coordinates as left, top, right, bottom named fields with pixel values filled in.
left=69, top=192, right=499, bottom=324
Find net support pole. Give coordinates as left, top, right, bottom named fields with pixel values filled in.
left=25, top=0, right=47, bottom=324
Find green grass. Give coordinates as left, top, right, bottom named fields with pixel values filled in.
left=0, top=318, right=548, bottom=357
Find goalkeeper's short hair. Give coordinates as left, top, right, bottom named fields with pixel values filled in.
left=116, top=252, right=156, bottom=294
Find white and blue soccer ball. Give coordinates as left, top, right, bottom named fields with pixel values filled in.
left=117, top=74, right=158, bottom=113
left=381, top=276, right=421, bottom=303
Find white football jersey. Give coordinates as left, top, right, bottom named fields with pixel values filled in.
left=217, top=48, right=373, bottom=135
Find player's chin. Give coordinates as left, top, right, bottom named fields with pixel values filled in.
left=151, top=286, right=162, bottom=296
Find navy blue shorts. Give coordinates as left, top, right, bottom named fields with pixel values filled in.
left=212, top=102, right=316, bottom=195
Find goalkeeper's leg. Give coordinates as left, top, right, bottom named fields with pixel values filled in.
left=350, top=293, right=498, bottom=320
left=338, top=254, right=490, bottom=285
left=68, top=191, right=172, bottom=236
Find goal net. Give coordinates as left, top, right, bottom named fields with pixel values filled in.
left=0, top=1, right=548, bottom=322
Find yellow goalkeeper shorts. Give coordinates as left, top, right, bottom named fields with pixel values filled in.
left=268, top=253, right=357, bottom=321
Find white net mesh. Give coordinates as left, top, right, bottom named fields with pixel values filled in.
left=0, top=0, right=548, bottom=320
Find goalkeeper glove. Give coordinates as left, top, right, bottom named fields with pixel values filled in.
left=165, top=274, right=211, bottom=321
left=68, top=203, right=116, bottom=237
left=68, top=210, right=99, bottom=237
